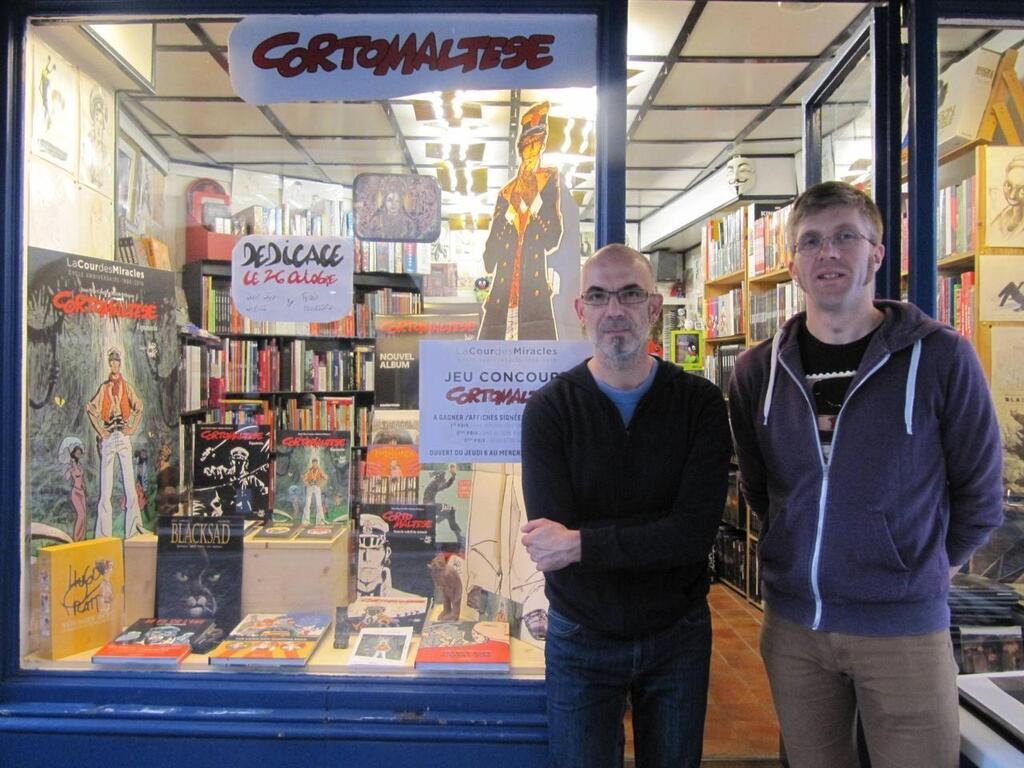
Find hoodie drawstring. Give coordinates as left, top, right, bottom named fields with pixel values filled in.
left=904, top=339, right=921, bottom=435
left=762, top=330, right=782, bottom=425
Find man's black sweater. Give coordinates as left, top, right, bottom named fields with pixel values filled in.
left=521, top=358, right=732, bottom=639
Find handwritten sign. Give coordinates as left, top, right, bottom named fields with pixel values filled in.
left=228, top=14, right=596, bottom=104
left=231, top=235, right=354, bottom=322
left=419, top=340, right=590, bottom=462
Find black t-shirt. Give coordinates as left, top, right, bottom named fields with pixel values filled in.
left=798, top=324, right=877, bottom=460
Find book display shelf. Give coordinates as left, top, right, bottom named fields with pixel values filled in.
left=695, top=202, right=801, bottom=609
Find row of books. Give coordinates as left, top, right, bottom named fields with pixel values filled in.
left=748, top=203, right=794, bottom=278
left=702, top=206, right=747, bottom=280
left=92, top=607, right=512, bottom=673
left=356, top=240, right=433, bottom=275
left=233, top=201, right=354, bottom=239
left=181, top=344, right=210, bottom=412
left=937, top=270, right=976, bottom=341
left=714, top=526, right=747, bottom=592
left=747, top=280, right=806, bottom=342
left=703, top=342, right=744, bottom=393
left=201, top=275, right=377, bottom=337
left=706, top=287, right=744, bottom=338
left=275, top=394, right=370, bottom=438
left=206, top=338, right=375, bottom=395
left=938, top=175, right=977, bottom=258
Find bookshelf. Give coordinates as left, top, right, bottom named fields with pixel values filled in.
left=695, top=201, right=800, bottom=609
left=181, top=259, right=422, bottom=445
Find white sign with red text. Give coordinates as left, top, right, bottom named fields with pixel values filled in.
left=419, top=340, right=590, bottom=463
left=228, top=14, right=596, bottom=104
left=231, top=235, right=354, bottom=322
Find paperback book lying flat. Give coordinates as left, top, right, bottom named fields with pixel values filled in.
left=92, top=618, right=216, bottom=666
left=208, top=639, right=321, bottom=666
left=415, top=620, right=510, bottom=672
left=348, top=626, right=413, bottom=667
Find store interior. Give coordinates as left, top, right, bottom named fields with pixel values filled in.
left=17, top=2, right=1024, bottom=764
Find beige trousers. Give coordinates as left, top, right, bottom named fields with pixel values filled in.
left=760, top=609, right=960, bottom=768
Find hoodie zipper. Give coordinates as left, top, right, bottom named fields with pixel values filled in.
left=777, top=351, right=891, bottom=630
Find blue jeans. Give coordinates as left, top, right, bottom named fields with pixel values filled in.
left=544, top=600, right=712, bottom=768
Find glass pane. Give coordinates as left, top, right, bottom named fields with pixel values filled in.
left=820, top=52, right=873, bottom=188
left=21, top=13, right=597, bottom=677
left=933, top=19, right=1024, bottom=675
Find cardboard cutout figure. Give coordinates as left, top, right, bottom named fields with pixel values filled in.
left=478, top=102, right=581, bottom=341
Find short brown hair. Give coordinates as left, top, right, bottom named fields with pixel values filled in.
left=787, top=181, right=883, bottom=248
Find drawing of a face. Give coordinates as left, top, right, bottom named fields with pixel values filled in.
left=229, top=447, right=249, bottom=476
left=384, top=190, right=402, bottom=215
left=1003, top=161, right=1024, bottom=209
left=357, top=515, right=391, bottom=592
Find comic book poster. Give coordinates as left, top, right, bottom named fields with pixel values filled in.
left=373, top=314, right=478, bottom=409
left=363, top=442, right=419, bottom=505
left=356, top=503, right=437, bottom=601
left=191, top=424, right=271, bottom=519
left=273, top=430, right=351, bottom=524
left=26, top=247, right=180, bottom=547
left=155, top=515, right=244, bottom=642
left=418, top=462, right=472, bottom=553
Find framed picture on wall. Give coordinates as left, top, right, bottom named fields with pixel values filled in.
left=30, top=40, right=78, bottom=174
left=78, top=72, right=114, bottom=199
left=116, top=135, right=137, bottom=234
left=982, top=145, right=1024, bottom=248
left=670, top=329, right=705, bottom=371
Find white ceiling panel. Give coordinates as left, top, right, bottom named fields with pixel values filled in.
left=122, top=102, right=171, bottom=136
left=628, top=1, right=695, bottom=56
left=198, top=22, right=233, bottom=47
left=659, top=62, right=808, bottom=106
left=155, top=22, right=197, bottom=46
left=154, top=51, right=235, bottom=97
left=626, top=189, right=678, bottom=207
left=627, top=168, right=700, bottom=189
left=303, top=138, right=408, bottom=166
left=734, top=139, right=803, bottom=156
left=143, top=100, right=276, bottom=134
left=193, top=136, right=306, bottom=164
left=937, top=27, right=991, bottom=54
left=745, top=107, right=802, bottom=140
left=155, top=135, right=214, bottom=165
left=786, top=61, right=830, bottom=105
left=627, top=206, right=658, bottom=220
left=626, top=61, right=662, bottom=108
left=627, top=141, right=728, bottom=167
left=272, top=103, right=394, bottom=137
left=686, top=2, right=866, bottom=57
left=632, top=109, right=760, bottom=141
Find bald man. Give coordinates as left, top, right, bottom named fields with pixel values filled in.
left=521, top=244, right=732, bottom=768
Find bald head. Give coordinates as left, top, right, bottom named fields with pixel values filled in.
left=581, top=244, right=655, bottom=293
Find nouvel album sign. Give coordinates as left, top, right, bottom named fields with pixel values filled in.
left=230, top=235, right=354, bottom=322
left=228, top=14, right=596, bottom=103
left=419, top=340, right=591, bottom=463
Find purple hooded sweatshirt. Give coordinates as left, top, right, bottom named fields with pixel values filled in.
left=728, top=300, right=1004, bottom=636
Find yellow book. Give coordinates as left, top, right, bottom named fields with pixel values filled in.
left=37, top=537, right=125, bottom=659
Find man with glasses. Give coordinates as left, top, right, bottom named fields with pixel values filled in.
left=520, top=244, right=732, bottom=768
left=728, top=181, right=1004, bottom=768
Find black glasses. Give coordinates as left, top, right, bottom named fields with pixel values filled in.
left=795, top=229, right=876, bottom=256
left=580, top=286, right=651, bottom=306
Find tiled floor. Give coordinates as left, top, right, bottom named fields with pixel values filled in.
left=624, top=584, right=782, bottom=766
